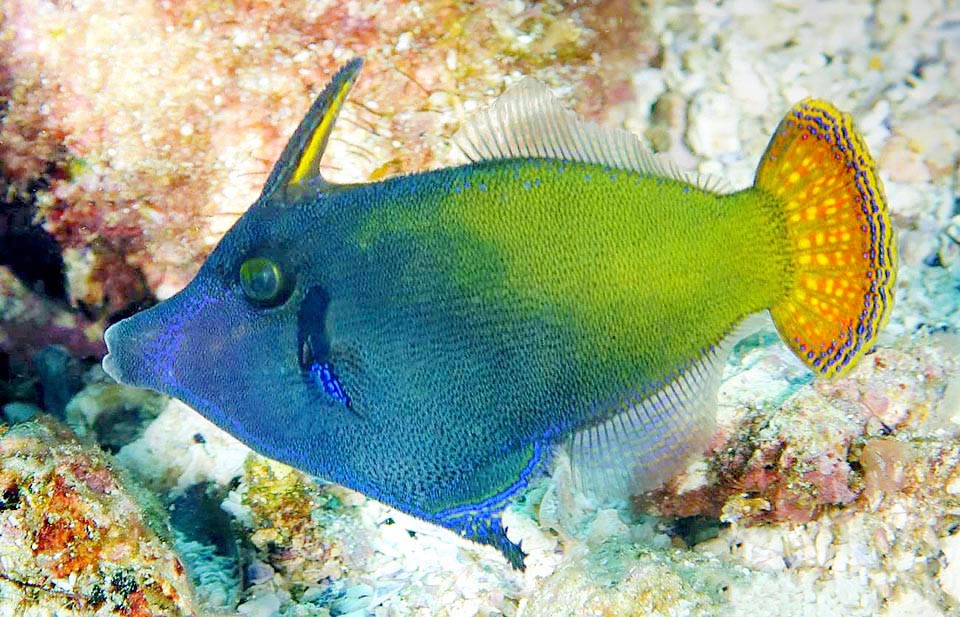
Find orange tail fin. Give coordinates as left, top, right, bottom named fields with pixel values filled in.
left=757, top=99, right=897, bottom=378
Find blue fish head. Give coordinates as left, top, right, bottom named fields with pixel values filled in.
left=102, top=200, right=351, bottom=473
left=103, top=57, right=370, bottom=474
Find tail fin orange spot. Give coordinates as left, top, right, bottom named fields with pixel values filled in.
left=757, top=99, right=897, bottom=378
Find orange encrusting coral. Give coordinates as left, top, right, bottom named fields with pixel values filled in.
left=34, top=475, right=104, bottom=577
left=758, top=99, right=897, bottom=378
left=0, top=417, right=196, bottom=615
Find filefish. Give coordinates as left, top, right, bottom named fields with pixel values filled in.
left=102, top=58, right=897, bottom=568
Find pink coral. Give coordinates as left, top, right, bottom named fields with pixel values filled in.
left=0, top=0, right=653, bottom=304
left=648, top=341, right=958, bottom=526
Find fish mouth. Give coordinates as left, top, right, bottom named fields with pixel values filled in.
left=101, top=318, right=137, bottom=385
left=101, top=321, right=127, bottom=383
left=100, top=303, right=180, bottom=393
left=100, top=286, right=227, bottom=402
left=101, top=350, right=119, bottom=381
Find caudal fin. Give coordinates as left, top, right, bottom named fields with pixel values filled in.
left=756, top=99, right=896, bottom=378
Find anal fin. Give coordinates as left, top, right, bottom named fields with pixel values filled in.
left=567, top=317, right=763, bottom=504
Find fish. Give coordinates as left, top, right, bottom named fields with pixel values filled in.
left=102, top=57, right=897, bottom=568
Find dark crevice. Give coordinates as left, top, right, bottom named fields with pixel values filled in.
left=0, top=174, right=68, bottom=302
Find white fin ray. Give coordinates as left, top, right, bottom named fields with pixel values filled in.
left=455, top=78, right=727, bottom=189
left=566, top=314, right=766, bottom=505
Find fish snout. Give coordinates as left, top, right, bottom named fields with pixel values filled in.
left=101, top=322, right=123, bottom=381
left=102, top=311, right=170, bottom=391
left=101, top=287, right=241, bottom=404
left=100, top=288, right=207, bottom=395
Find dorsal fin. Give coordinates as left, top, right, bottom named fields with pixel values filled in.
left=454, top=77, right=694, bottom=184
left=260, top=57, right=363, bottom=202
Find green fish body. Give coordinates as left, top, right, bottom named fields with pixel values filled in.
left=103, top=59, right=897, bottom=567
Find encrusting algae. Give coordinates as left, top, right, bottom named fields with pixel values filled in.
left=0, top=418, right=197, bottom=615
left=101, top=57, right=896, bottom=568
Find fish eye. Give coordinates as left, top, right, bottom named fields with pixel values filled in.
left=239, top=256, right=291, bottom=306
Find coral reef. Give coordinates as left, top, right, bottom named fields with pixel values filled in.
left=0, top=417, right=196, bottom=615
left=651, top=339, right=958, bottom=525
left=238, top=456, right=354, bottom=584
left=0, top=267, right=104, bottom=365
left=0, top=0, right=651, bottom=305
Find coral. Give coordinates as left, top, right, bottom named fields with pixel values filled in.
left=237, top=456, right=359, bottom=590
left=520, top=422, right=959, bottom=615
left=857, top=437, right=915, bottom=505
left=0, top=417, right=196, bottom=615
left=698, top=436, right=960, bottom=615
left=0, top=267, right=104, bottom=365
left=651, top=338, right=958, bottom=526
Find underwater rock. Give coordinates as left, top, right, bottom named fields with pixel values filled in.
left=1, top=400, right=40, bottom=423
left=0, top=417, right=196, bottom=615
left=0, top=190, right=69, bottom=302
left=0, top=267, right=105, bottom=365
left=62, top=245, right=155, bottom=323
left=33, top=344, right=85, bottom=418
left=686, top=91, right=741, bottom=157
left=519, top=527, right=927, bottom=617
left=648, top=336, right=959, bottom=526
left=938, top=216, right=960, bottom=268
left=237, top=456, right=356, bottom=585
left=880, top=134, right=932, bottom=184
left=523, top=544, right=724, bottom=617
left=221, top=456, right=384, bottom=613
left=892, top=110, right=960, bottom=182
left=858, top=437, right=915, bottom=507
left=65, top=381, right=167, bottom=453
left=716, top=437, right=960, bottom=616
left=940, top=532, right=960, bottom=603
left=0, top=157, right=149, bottom=368
left=114, top=397, right=249, bottom=494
